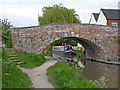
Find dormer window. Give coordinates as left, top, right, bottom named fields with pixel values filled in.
left=111, top=22, right=118, bottom=27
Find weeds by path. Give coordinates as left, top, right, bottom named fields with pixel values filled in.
left=15, top=50, right=46, bottom=69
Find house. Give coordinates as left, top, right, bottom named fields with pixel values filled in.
left=89, top=9, right=120, bottom=27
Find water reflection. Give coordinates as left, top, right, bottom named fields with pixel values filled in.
left=53, top=50, right=120, bottom=88
left=82, top=60, right=119, bottom=88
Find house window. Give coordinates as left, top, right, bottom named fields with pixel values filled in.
left=111, top=22, right=118, bottom=27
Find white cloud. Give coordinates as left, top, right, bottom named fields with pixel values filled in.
left=0, top=0, right=119, bottom=26
left=0, top=0, right=70, bottom=4
left=0, top=8, right=40, bottom=18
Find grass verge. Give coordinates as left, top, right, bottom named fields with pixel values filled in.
left=0, top=47, right=2, bottom=89
left=47, top=61, right=100, bottom=88
left=2, top=49, right=32, bottom=88
left=16, top=50, right=46, bottom=69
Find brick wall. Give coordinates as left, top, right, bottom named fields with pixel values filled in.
left=107, top=20, right=120, bottom=27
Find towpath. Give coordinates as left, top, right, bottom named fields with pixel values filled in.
left=17, top=56, right=58, bottom=88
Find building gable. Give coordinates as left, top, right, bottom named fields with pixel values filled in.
left=96, top=10, right=107, bottom=25
left=89, top=13, right=98, bottom=24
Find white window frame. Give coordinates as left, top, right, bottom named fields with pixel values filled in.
left=111, top=22, right=118, bottom=27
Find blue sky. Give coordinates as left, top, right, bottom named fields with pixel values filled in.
left=0, top=0, right=119, bottom=27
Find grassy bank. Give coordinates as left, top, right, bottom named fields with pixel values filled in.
left=16, top=50, right=46, bottom=69
left=0, top=47, right=2, bottom=89
left=2, top=49, right=32, bottom=88
left=47, top=61, right=99, bottom=88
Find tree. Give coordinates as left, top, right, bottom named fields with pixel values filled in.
left=51, top=38, right=77, bottom=46
left=0, top=19, right=12, bottom=47
left=38, top=4, right=81, bottom=25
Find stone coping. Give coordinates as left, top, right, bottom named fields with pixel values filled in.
left=12, top=23, right=118, bottom=29
left=87, top=59, right=120, bottom=66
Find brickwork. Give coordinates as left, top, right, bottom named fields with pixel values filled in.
left=107, top=20, right=120, bottom=27
left=11, top=24, right=119, bottom=61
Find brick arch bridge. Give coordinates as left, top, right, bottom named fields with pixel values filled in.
left=11, top=24, right=119, bottom=61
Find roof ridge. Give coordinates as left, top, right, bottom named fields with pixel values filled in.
left=92, top=13, right=99, bottom=14
left=101, top=8, right=120, bottom=11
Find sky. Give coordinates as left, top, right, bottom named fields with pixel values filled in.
left=0, top=0, right=119, bottom=27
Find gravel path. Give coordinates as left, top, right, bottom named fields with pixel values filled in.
left=17, top=56, right=58, bottom=88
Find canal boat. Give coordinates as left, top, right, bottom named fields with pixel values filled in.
left=53, top=45, right=76, bottom=55
left=64, top=45, right=76, bottom=55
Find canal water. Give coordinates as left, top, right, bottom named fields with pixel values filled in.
left=52, top=50, right=120, bottom=88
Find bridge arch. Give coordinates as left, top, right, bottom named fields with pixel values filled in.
left=48, top=37, right=105, bottom=60
left=11, top=24, right=119, bottom=61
